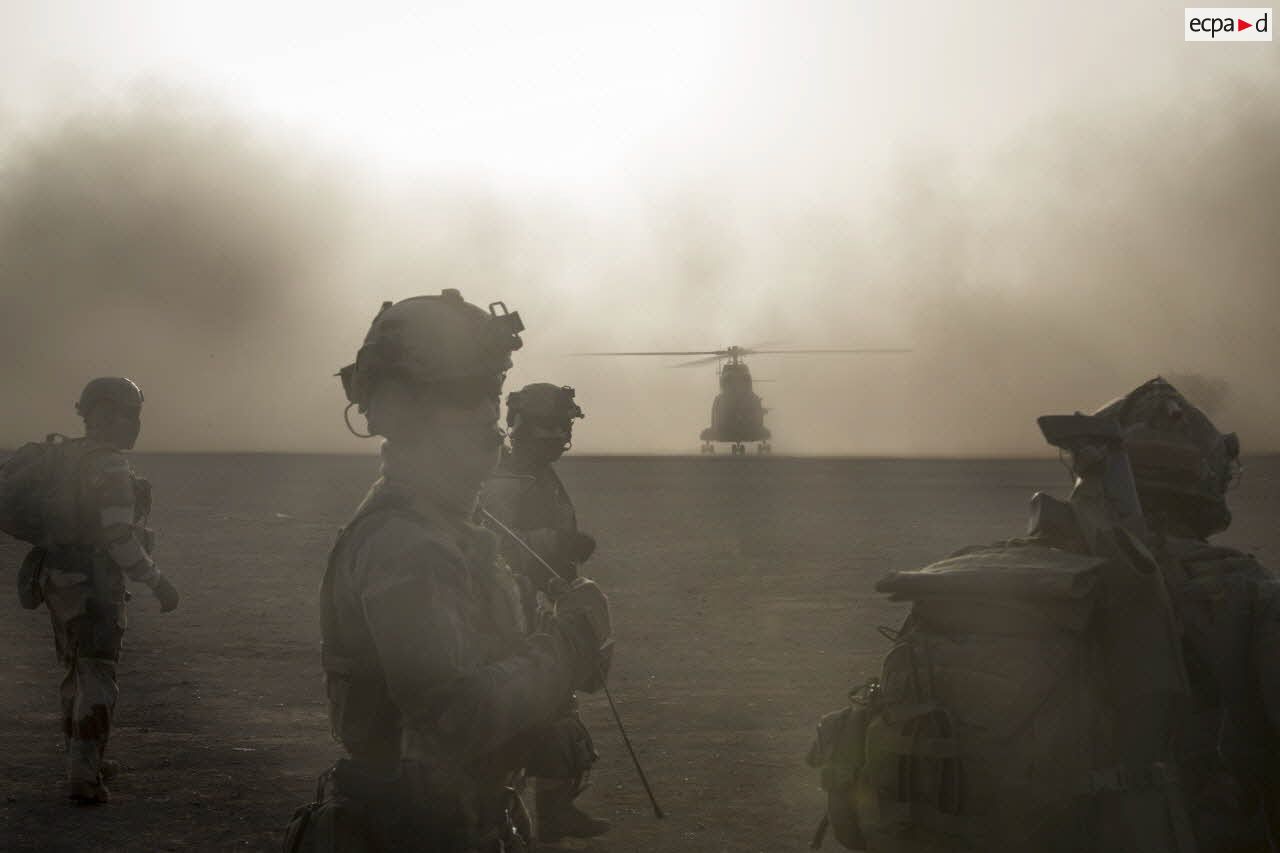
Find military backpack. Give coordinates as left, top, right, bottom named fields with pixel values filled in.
left=1, top=435, right=117, bottom=609
left=809, top=538, right=1198, bottom=852
left=0, top=434, right=112, bottom=547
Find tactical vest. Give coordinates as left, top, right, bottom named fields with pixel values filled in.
left=485, top=465, right=578, bottom=539
left=320, top=488, right=528, bottom=768
left=482, top=462, right=579, bottom=589
left=314, top=488, right=533, bottom=852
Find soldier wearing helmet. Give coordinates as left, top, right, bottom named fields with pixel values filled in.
left=481, top=384, right=610, bottom=843
left=36, top=378, right=179, bottom=804
left=1095, top=377, right=1280, bottom=851
left=806, top=377, right=1278, bottom=853
left=485, top=384, right=594, bottom=585
left=290, top=291, right=612, bottom=853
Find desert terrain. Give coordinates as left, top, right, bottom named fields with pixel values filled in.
left=2, top=453, right=1277, bottom=852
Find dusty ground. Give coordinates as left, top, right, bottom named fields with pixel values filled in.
left=1, top=454, right=1278, bottom=852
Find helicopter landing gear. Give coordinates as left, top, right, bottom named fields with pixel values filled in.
left=700, top=441, right=715, bottom=454
left=730, top=443, right=746, bottom=456
left=757, top=441, right=772, bottom=455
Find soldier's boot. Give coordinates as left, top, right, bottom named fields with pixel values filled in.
left=67, top=736, right=111, bottom=805
left=67, top=778, right=110, bottom=805
left=535, top=779, right=611, bottom=843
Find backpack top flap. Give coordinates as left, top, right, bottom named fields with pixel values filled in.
left=876, top=543, right=1108, bottom=604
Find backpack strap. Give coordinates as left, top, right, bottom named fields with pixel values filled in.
left=41, top=437, right=119, bottom=549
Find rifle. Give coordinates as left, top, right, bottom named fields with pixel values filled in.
left=480, top=508, right=666, bottom=820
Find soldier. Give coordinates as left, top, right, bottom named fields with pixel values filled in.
left=807, top=379, right=1205, bottom=852
left=1094, top=377, right=1280, bottom=851
left=288, top=291, right=611, bottom=853
left=809, top=376, right=1280, bottom=852
left=481, top=383, right=610, bottom=843
left=32, top=378, right=179, bottom=804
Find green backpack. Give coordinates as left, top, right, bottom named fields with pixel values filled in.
left=810, top=539, right=1197, bottom=853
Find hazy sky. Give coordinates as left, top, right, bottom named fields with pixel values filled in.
left=1, top=1, right=1276, bottom=454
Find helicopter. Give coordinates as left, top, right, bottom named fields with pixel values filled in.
left=576, top=344, right=910, bottom=455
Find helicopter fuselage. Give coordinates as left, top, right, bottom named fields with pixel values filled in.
left=699, top=362, right=771, bottom=445
left=700, top=390, right=771, bottom=443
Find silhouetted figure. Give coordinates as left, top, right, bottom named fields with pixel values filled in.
left=1, top=377, right=179, bottom=805
left=1095, top=378, right=1280, bottom=852
left=805, top=377, right=1277, bottom=852
left=285, top=292, right=611, bottom=853
left=482, top=383, right=611, bottom=843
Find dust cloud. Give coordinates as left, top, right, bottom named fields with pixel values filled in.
left=0, top=64, right=1277, bottom=455
left=0, top=94, right=352, bottom=452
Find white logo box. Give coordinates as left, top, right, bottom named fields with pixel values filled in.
left=1185, top=8, right=1273, bottom=40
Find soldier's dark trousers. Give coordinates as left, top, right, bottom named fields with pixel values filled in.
left=48, top=603, right=124, bottom=786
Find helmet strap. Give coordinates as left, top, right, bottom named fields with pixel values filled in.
left=343, top=402, right=375, bottom=439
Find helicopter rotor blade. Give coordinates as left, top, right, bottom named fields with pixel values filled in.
left=741, top=348, right=913, bottom=356
left=571, top=351, right=726, bottom=357
left=670, top=354, right=726, bottom=368
left=571, top=346, right=912, bottom=361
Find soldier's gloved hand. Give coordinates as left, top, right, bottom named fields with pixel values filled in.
left=562, top=531, right=596, bottom=564
left=149, top=574, right=180, bottom=613
left=552, top=577, right=612, bottom=692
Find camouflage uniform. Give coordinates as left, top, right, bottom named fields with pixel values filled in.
left=1095, top=378, right=1280, bottom=852
left=320, top=450, right=590, bottom=850
left=803, top=379, right=1274, bottom=850
left=41, top=439, right=159, bottom=793
left=482, top=383, right=592, bottom=598
left=485, top=448, right=589, bottom=615
left=1024, top=499, right=1280, bottom=845
left=484, top=451, right=604, bottom=825
left=292, top=293, right=609, bottom=853
left=1028, top=378, right=1280, bottom=851
left=481, top=384, right=609, bottom=843
left=1157, top=536, right=1280, bottom=851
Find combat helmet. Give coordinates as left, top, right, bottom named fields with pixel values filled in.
left=1093, top=376, right=1241, bottom=536
left=339, top=289, right=524, bottom=418
left=506, top=383, right=584, bottom=440
left=76, top=377, right=144, bottom=417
